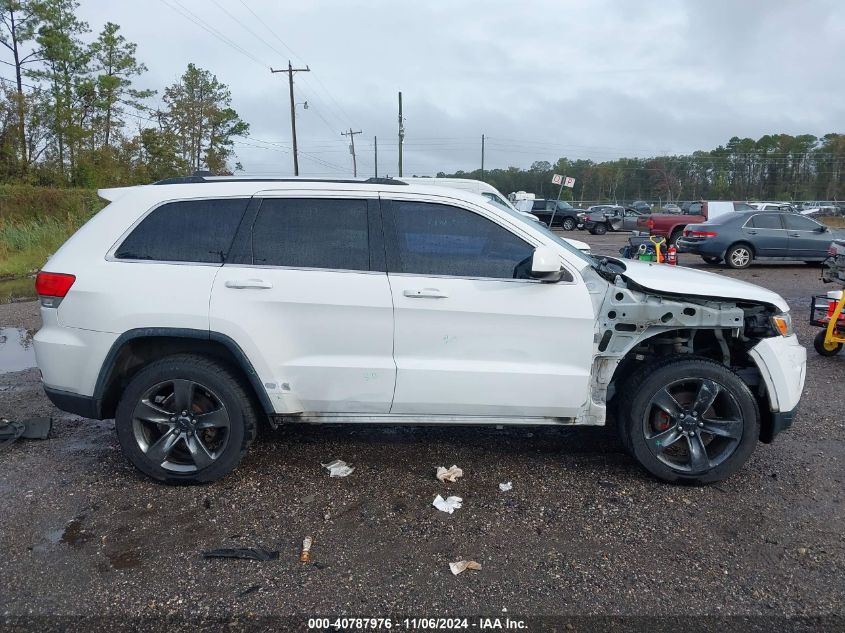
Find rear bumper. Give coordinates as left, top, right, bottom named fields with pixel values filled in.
left=676, top=238, right=723, bottom=255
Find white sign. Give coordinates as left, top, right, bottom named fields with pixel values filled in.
left=551, top=174, right=562, bottom=185
left=563, top=176, right=575, bottom=188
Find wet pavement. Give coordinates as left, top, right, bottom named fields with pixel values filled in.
left=0, top=327, right=36, bottom=374
left=0, top=232, right=843, bottom=628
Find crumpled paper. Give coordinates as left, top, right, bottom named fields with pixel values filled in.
left=499, top=481, right=512, bottom=491
left=436, top=465, right=463, bottom=483
left=321, top=459, right=354, bottom=477
left=449, top=560, right=482, bottom=575
left=432, top=494, right=463, bottom=514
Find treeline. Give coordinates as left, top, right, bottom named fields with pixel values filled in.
left=441, top=133, right=844, bottom=203
left=0, top=0, right=247, bottom=188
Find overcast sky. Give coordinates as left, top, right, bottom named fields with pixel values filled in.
left=73, top=0, right=845, bottom=177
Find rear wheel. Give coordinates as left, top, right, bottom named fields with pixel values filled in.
left=618, top=357, right=759, bottom=484
left=725, top=244, right=753, bottom=269
left=591, top=222, right=608, bottom=235
left=562, top=216, right=577, bottom=231
left=115, top=354, right=259, bottom=484
left=701, top=256, right=722, bottom=265
left=814, top=330, right=843, bottom=356
left=668, top=230, right=683, bottom=247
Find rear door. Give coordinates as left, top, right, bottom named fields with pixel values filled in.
left=381, top=194, right=594, bottom=418
left=742, top=213, right=788, bottom=256
left=783, top=213, right=831, bottom=258
left=210, top=193, right=395, bottom=414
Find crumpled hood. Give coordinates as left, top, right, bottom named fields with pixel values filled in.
left=619, top=259, right=789, bottom=312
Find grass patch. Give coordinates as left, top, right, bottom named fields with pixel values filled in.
left=0, top=185, right=104, bottom=278
left=822, top=216, right=845, bottom=228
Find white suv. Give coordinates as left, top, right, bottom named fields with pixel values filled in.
left=34, top=176, right=806, bottom=484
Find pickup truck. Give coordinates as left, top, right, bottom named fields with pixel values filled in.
left=638, top=201, right=755, bottom=246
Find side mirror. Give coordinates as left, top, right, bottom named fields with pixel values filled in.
left=530, top=245, right=564, bottom=282
left=818, top=225, right=829, bottom=233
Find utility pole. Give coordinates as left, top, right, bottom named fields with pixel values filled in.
left=374, top=136, right=378, bottom=178
left=341, top=128, right=363, bottom=177
left=398, top=91, right=404, bottom=177
left=481, top=134, right=485, bottom=181
left=271, top=60, right=310, bottom=176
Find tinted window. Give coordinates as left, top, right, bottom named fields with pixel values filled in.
left=783, top=214, right=822, bottom=231
left=386, top=201, right=534, bottom=279
left=749, top=214, right=783, bottom=229
left=532, top=200, right=545, bottom=211
left=115, top=198, right=248, bottom=263
left=687, top=203, right=703, bottom=215
left=250, top=198, right=369, bottom=270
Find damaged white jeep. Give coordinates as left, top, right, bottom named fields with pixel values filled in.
left=34, top=176, right=806, bottom=484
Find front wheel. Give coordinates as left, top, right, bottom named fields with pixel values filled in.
left=725, top=244, right=753, bottom=269
left=814, top=330, right=843, bottom=356
left=561, top=217, right=577, bottom=231
left=115, top=354, right=259, bottom=484
left=618, top=357, right=760, bottom=484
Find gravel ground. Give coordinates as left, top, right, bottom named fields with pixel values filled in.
left=0, top=233, right=843, bottom=629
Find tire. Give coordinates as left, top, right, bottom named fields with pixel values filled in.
left=813, top=330, right=843, bottom=356
left=804, top=261, right=824, bottom=267
left=701, top=256, right=722, bottom=265
left=668, top=230, right=683, bottom=248
left=592, top=223, right=608, bottom=236
left=725, top=243, right=753, bottom=269
left=115, top=354, right=259, bottom=484
left=617, top=357, right=760, bottom=484
left=562, top=217, right=577, bottom=231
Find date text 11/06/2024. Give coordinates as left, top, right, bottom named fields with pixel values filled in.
left=308, top=617, right=528, bottom=630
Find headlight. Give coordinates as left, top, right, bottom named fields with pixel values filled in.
left=772, top=313, right=793, bottom=337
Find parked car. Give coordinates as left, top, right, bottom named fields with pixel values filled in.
left=662, top=203, right=682, bottom=214
left=34, top=175, right=804, bottom=485
left=800, top=203, right=839, bottom=217
left=676, top=211, right=835, bottom=268
left=583, top=205, right=645, bottom=234
left=640, top=201, right=756, bottom=246
left=750, top=202, right=798, bottom=213
left=630, top=200, right=652, bottom=213
left=516, top=199, right=582, bottom=231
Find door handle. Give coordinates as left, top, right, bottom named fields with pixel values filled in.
left=403, top=288, right=449, bottom=299
left=225, top=278, right=273, bottom=289
left=747, top=230, right=758, bottom=235
left=788, top=233, right=801, bottom=237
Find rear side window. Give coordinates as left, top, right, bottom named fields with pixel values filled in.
left=532, top=200, right=545, bottom=211
left=687, top=203, right=703, bottom=215
left=749, top=214, right=783, bottom=229
left=250, top=198, right=370, bottom=271
left=384, top=201, right=534, bottom=279
left=115, top=198, right=248, bottom=263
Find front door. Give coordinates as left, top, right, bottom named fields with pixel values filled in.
left=381, top=195, right=595, bottom=418
left=783, top=213, right=830, bottom=258
left=210, top=194, right=395, bottom=414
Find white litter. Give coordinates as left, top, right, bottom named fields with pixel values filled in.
left=435, top=465, right=464, bottom=483
left=499, top=482, right=512, bottom=492
left=432, top=494, right=463, bottom=514
left=449, top=560, right=482, bottom=575
left=321, top=459, right=354, bottom=477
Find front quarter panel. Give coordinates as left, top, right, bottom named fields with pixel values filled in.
left=748, top=334, right=806, bottom=413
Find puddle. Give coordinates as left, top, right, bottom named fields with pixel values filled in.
left=0, top=327, right=36, bottom=373
left=0, top=277, right=37, bottom=304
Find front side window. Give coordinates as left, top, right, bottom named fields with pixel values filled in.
left=783, top=214, right=822, bottom=231
left=249, top=198, right=370, bottom=271
left=385, top=201, right=535, bottom=279
left=115, top=198, right=248, bottom=263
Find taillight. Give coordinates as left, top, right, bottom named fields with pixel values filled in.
left=687, top=230, right=718, bottom=238
left=646, top=219, right=655, bottom=229
left=35, top=271, right=76, bottom=298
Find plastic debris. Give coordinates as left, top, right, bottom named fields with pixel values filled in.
left=449, top=560, right=482, bottom=575
left=300, top=536, right=313, bottom=563
left=499, top=482, right=512, bottom=492
left=202, top=548, right=279, bottom=561
left=0, top=417, right=51, bottom=452
left=433, top=494, right=463, bottom=514
left=435, top=465, right=463, bottom=483
left=322, top=459, right=354, bottom=477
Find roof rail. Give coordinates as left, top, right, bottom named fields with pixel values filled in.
left=152, top=174, right=408, bottom=186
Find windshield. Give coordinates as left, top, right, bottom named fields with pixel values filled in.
left=498, top=206, right=595, bottom=265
